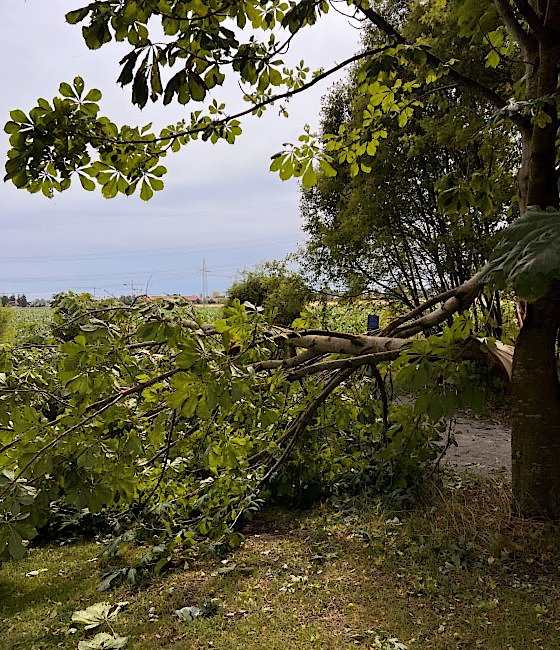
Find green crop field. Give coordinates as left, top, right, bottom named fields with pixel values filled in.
left=0, top=307, right=53, bottom=344
left=12, top=307, right=52, bottom=328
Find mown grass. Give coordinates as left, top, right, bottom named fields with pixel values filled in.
left=1, top=475, right=559, bottom=649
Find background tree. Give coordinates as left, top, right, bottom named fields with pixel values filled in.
left=118, top=294, right=135, bottom=306
left=226, top=261, right=313, bottom=326
left=300, top=74, right=517, bottom=318
left=3, top=0, right=560, bottom=518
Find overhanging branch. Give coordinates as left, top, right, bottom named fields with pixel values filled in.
left=355, top=3, right=525, bottom=124
left=493, top=0, right=538, bottom=53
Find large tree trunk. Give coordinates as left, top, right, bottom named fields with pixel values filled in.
left=509, top=2, right=560, bottom=516
left=511, top=286, right=560, bottom=516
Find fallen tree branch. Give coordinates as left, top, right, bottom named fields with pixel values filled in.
left=251, top=348, right=321, bottom=372
left=286, top=350, right=402, bottom=381
left=379, top=286, right=459, bottom=336
left=286, top=332, right=409, bottom=356
left=388, top=275, right=482, bottom=339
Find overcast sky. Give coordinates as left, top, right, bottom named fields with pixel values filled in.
left=0, top=1, right=361, bottom=299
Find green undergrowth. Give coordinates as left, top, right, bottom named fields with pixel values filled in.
left=1, top=474, right=559, bottom=650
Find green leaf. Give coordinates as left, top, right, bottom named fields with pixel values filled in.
left=269, top=154, right=284, bottom=172
left=132, top=71, right=149, bottom=108
left=101, top=175, right=118, bottom=199
left=8, top=529, right=26, bottom=560
left=480, top=209, right=560, bottom=301
left=319, top=159, right=337, bottom=177
left=150, top=62, right=163, bottom=95
left=148, top=176, right=164, bottom=191
left=301, top=164, right=317, bottom=189
left=150, top=165, right=167, bottom=177
left=279, top=159, right=293, bottom=181
left=485, top=50, right=500, bottom=68
left=9, top=109, right=28, bottom=123
left=140, top=180, right=154, bottom=201
left=83, top=21, right=111, bottom=50
left=65, top=7, right=90, bottom=24
left=117, top=51, right=140, bottom=87
left=84, top=88, right=102, bottom=102
left=78, top=174, right=96, bottom=191
left=269, top=67, right=282, bottom=86
left=3, top=121, right=20, bottom=134
left=0, top=526, right=9, bottom=555
left=59, top=82, right=76, bottom=98
left=74, top=76, right=85, bottom=96
left=188, top=73, right=207, bottom=102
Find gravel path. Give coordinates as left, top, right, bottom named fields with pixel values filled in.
left=394, top=395, right=512, bottom=476
left=442, top=413, right=511, bottom=476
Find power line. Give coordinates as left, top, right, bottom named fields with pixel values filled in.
left=0, top=235, right=303, bottom=263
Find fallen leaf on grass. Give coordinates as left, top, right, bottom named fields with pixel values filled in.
left=25, top=568, right=48, bottom=577
left=72, top=602, right=128, bottom=630
left=77, top=632, right=128, bottom=649
left=175, top=606, right=201, bottom=622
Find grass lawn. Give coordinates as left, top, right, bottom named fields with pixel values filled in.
left=1, top=475, right=559, bottom=649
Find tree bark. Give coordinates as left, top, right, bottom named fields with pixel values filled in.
left=508, top=0, right=560, bottom=517
left=511, top=285, right=560, bottom=516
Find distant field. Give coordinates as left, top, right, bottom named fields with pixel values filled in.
left=0, top=307, right=52, bottom=343
left=12, top=307, right=53, bottom=327
left=2, top=305, right=224, bottom=343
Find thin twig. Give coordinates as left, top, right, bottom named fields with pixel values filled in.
left=137, top=410, right=178, bottom=509
left=258, top=367, right=356, bottom=487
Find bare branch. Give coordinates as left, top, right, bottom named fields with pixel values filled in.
left=286, top=332, right=408, bottom=356
left=251, top=348, right=321, bottom=372
left=389, top=275, right=482, bottom=339
left=379, top=286, right=459, bottom=337
left=493, top=0, right=538, bottom=53
left=511, top=0, right=552, bottom=42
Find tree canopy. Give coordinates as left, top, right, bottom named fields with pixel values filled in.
left=300, top=71, right=517, bottom=311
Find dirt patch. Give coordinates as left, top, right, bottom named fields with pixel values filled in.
left=442, top=413, right=511, bottom=476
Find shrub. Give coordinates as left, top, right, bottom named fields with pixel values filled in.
left=226, top=261, right=313, bottom=326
